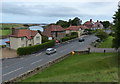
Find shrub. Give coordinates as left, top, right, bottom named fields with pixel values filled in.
left=61, top=37, right=70, bottom=42
left=17, top=40, right=55, bottom=55
left=71, top=32, right=78, bottom=36
left=61, top=34, right=78, bottom=42
left=95, top=31, right=109, bottom=41
left=42, top=35, right=49, bottom=43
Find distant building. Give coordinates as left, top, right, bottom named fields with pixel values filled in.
left=84, top=19, right=103, bottom=30
left=43, top=25, right=65, bottom=40
left=94, top=20, right=104, bottom=29
left=65, top=25, right=87, bottom=38
left=6, top=28, right=42, bottom=50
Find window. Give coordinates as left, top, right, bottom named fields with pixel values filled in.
left=29, top=44, right=32, bottom=46
left=36, top=36, right=40, bottom=40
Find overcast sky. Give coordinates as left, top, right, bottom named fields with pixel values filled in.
left=1, top=0, right=119, bottom=24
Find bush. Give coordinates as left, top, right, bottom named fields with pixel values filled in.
left=95, top=31, right=109, bottom=41
left=61, top=35, right=78, bottom=42
left=42, top=35, right=49, bottom=43
left=61, top=37, right=70, bottom=42
left=17, top=40, right=55, bottom=55
left=71, top=32, right=78, bottom=36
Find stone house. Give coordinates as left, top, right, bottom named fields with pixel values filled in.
left=6, top=28, right=42, bottom=50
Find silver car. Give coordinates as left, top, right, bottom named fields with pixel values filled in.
left=46, top=48, right=56, bottom=55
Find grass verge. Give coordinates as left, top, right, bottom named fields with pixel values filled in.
left=21, top=53, right=118, bottom=82
left=98, top=36, right=114, bottom=48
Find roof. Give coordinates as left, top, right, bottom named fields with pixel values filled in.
left=49, top=25, right=65, bottom=31
left=66, top=25, right=88, bottom=31
left=84, top=21, right=95, bottom=28
left=43, top=25, right=65, bottom=37
left=66, top=26, right=81, bottom=31
left=10, top=29, right=38, bottom=39
left=5, top=41, right=10, bottom=44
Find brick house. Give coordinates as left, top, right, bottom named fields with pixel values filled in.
left=6, top=28, right=42, bottom=50
left=43, top=25, right=65, bottom=40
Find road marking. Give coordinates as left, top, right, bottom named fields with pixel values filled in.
left=49, top=53, right=57, bottom=57
left=35, top=53, right=42, bottom=57
left=31, top=59, right=42, bottom=65
left=3, top=67, right=24, bottom=76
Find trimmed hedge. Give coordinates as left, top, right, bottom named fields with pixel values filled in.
left=17, top=40, right=55, bottom=55
left=61, top=35, right=78, bottom=42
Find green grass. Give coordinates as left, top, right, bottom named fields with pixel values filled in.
left=0, top=30, right=12, bottom=36
left=98, top=36, right=114, bottom=48
left=21, top=53, right=118, bottom=82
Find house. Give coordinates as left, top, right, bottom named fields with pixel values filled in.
left=65, top=25, right=87, bottom=38
left=84, top=19, right=103, bottom=30
left=43, top=25, right=65, bottom=40
left=83, top=19, right=95, bottom=29
left=94, top=20, right=104, bottom=29
left=6, top=28, right=42, bottom=50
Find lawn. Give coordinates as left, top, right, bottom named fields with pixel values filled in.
left=98, top=36, right=114, bottom=48
left=0, top=30, right=12, bottom=36
left=21, top=53, right=118, bottom=82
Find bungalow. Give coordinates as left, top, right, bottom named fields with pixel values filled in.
left=65, top=25, right=87, bottom=38
left=6, top=28, right=42, bottom=50
left=43, top=25, right=65, bottom=40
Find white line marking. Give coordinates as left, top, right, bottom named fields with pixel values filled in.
left=31, top=59, right=42, bottom=65
left=3, top=67, right=24, bottom=76
left=35, top=53, right=42, bottom=57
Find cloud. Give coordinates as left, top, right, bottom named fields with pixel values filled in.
left=1, top=1, right=118, bottom=23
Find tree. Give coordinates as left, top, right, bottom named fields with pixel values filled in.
left=56, top=20, right=69, bottom=28
left=112, top=5, right=120, bottom=49
left=71, top=17, right=82, bottom=26
left=95, top=30, right=109, bottom=41
left=23, top=24, right=29, bottom=27
left=100, top=21, right=110, bottom=29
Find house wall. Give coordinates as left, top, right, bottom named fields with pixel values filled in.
left=10, top=37, right=21, bottom=50
left=10, top=33, right=42, bottom=50
left=21, top=37, right=27, bottom=47
left=33, top=33, right=42, bottom=45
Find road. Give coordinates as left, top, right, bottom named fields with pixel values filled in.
left=2, top=35, right=98, bottom=82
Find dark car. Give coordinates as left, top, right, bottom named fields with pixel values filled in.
left=46, top=48, right=56, bottom=55
left=79, top=38, right=85, bottom=42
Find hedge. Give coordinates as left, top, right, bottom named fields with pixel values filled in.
left=17, top=40, right=55, bottom=55
left=61, top=35, right=78, bottom=42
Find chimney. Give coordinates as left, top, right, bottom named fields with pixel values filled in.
left=12, top=28, right=15, bottom=35
left=90, top=19, right=92, bottom=22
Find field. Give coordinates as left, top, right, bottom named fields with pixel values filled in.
left=21, top=53, right=118, bottom=82
left=0, top=30, right=12, bottom=36
left=98, top=36, right=114, bottom=48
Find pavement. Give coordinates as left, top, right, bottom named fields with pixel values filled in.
left=0, top=35, right=104, bottom=82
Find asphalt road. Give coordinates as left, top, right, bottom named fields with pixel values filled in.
left=2, top=35, right=98, bottom=82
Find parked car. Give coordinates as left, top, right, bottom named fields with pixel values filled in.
left=79, top=38, right=85, bottom=42
left=46, top=48, right=56, bottom=55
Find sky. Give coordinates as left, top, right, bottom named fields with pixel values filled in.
left=1, top=0, right=119, bottom=24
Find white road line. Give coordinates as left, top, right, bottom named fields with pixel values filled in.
left=49, top=53, right=57, bottom=57
left=3, top=67, right=24, bottom=76
left=31, top=59, right=42, bottom=65
left=35, top=53, right=42, bottom=57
